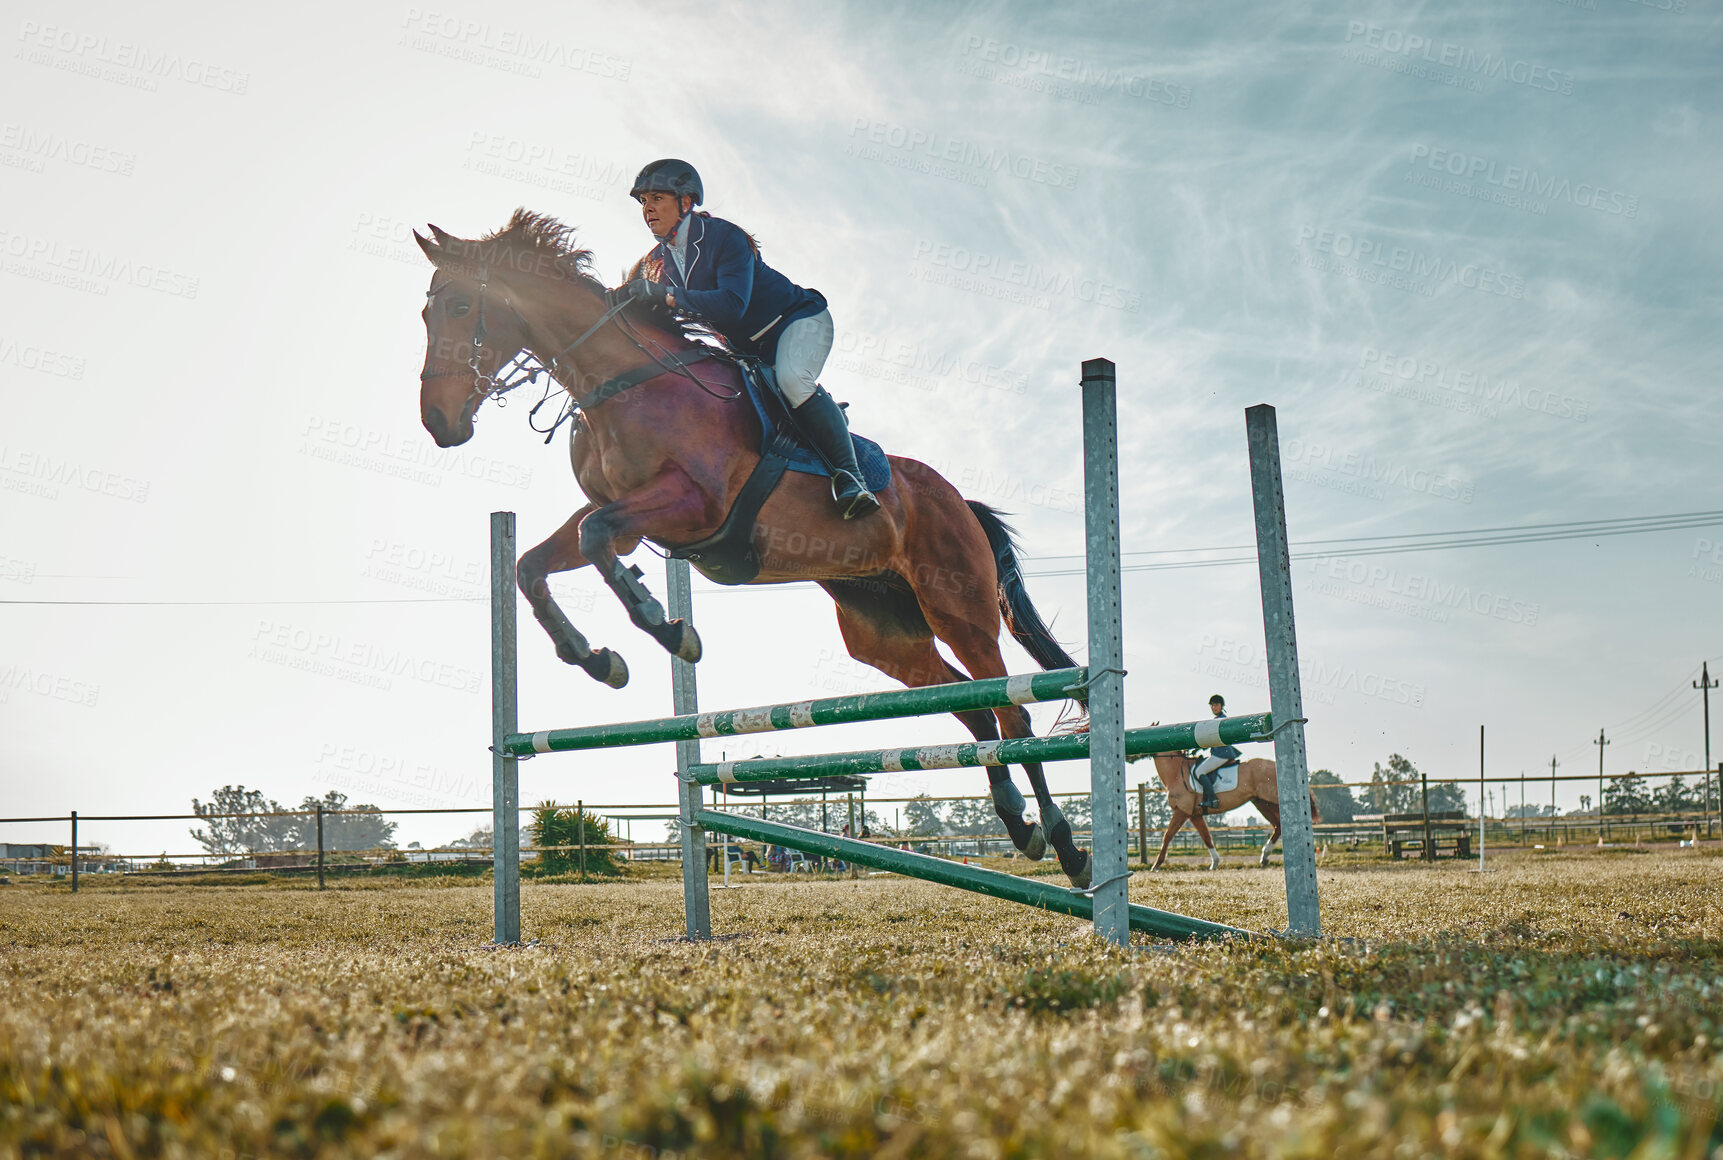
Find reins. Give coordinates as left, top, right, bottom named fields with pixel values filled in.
left=420, top=263, right=738, bottom=443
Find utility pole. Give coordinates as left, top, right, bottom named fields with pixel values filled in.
left=1697, top=662, right=1718, bottom=839
left=1594, top=729, right=1610, bottom=844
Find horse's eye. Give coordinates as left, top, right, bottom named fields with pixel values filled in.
left=445, top=300, right=470, bottom=317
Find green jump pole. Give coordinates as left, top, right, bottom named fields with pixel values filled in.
left=504, top=668, right=1089, bottom=757
left=695, top=809, right=1246, bottom=942
left=689, top=714, right=1273, bottom=786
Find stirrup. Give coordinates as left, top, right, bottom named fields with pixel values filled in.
left=832, top=473, right=879, bottom=519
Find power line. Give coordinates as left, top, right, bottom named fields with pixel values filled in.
left=4, top=508, right=1721, bottom=607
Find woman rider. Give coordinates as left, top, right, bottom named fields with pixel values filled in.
left=618, top=158, right=878, bottom=519
left=1192, top=694, right=1242, bottom=811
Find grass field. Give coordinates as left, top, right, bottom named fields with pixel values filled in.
left=2, top=848, right=1720, bottom=1158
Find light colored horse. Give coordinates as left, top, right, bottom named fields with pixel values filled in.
left=1145, top=752, right=1321, bottom=870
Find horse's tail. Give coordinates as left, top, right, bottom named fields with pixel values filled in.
left=966, top=501, right=1080, bottom=672
left=1309, top=788, right=1323, bottom=824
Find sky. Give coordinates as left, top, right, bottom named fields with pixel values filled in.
left=1, top=0, right=1719, bottom=859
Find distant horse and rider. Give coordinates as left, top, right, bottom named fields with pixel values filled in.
left=411, top=158, right=1303, bottom=887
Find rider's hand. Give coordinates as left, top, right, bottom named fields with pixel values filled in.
left=626, top=278, right=674, bottom=309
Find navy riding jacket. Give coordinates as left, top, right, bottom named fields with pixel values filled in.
left=631, top=213, right=827, bottom=360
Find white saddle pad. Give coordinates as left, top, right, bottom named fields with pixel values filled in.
left=1186, top=761, right=1240, bottom=796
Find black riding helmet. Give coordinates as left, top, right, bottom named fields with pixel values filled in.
left=630, top=158, right=703, bottom=205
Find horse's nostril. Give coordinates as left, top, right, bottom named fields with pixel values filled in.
left=424, top=406, right=452, bottom=446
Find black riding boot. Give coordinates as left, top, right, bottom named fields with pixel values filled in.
left=1198, top=772, right=1220, bottom=812
left=793, top=386, right=880, bottom=519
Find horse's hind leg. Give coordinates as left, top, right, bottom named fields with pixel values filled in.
left=824, top=590, right=1046, bottom=860
left=517, top=506, right=629, bottom=688
left=1254, top=799, right=1282, bottom=868
left=906, top=572, right=1092, bottom=885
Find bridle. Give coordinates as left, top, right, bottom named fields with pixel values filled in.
left=419, top=259, right=732, bottom=439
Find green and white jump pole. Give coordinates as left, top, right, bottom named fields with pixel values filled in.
left=486, top=360, right=1321, bottom=946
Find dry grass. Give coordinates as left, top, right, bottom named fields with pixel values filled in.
left=2, top=848, right=1720, bottom=1158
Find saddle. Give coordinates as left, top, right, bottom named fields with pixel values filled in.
left=663, top=357, right=891, bottom=586
left=1186, top=754, right=1241, bottom=797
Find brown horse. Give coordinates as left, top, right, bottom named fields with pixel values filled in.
left=1145, top=751, right=1321, bottom=870
left=413, top=210, right=1094, bottom=886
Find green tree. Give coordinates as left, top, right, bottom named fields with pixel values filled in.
left=189, top=786, right=297, bottom=855
left=1603, top=772, right=1653, bottom=815
left=1652, top=774, right=1701, bottom=813
left=903, top=794, right=947, bottom=838
left=530, top=802, right=620, bottom=874
left=293, top=791, right=396, bottom=851
left=1309, top=770, right=1357, bottom=824
left=947, top=794, right=1000, bottom=835
left=1364, top=756, right=1419, bottom=814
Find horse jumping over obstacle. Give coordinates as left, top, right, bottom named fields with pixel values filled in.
left=413, top=210, right=1094, bottom=886
left=1144, top=752, right=1323, bottom=871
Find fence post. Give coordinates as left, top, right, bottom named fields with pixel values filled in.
left=668, top=556, right=710, bottom=938
left=316, top=804, right=325, bottom=890
left=1078, top=358, right=1129, bottom=947
left=1137, top=783, right=1148, bottom=866
left=1245, top=405, right=1321, bottom=935
left=70, top=810, right=78, bottom=893
left=578, top=798, right=587, bottom=883
left=1421, top=771, right=1433, bottom=862
left=491, top=511, right=521, bottom=945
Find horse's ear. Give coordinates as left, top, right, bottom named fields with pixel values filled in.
left=413, top=230, right=442, bottom=265
left=428, top=223, right=456, bottom=245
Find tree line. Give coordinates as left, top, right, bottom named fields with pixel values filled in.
left=189, top=786, right=397, bottom=856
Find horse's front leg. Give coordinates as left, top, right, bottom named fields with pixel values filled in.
left=1188, top=813, right=1221, bottom=870
left=1151, top=808, right=1188, bottom=871
left=517, top=506, right=630, bottom=688
left=578, top=470, right=709, bottom=663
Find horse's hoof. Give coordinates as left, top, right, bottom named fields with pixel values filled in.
left=600, top=650, right=629, bottom=689
left=673, top=620, right=702, bottom=664
left=1069, top=852, right=1092, bottom=890
left=1024, top=823, right=1046, bottom=861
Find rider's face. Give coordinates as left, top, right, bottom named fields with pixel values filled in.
left=1210, top=701, right=1225, bottom=716
left=639, top=191, right=690, bottom=239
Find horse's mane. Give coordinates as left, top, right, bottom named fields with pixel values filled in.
left=471, top=208, right=708, bottom=346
